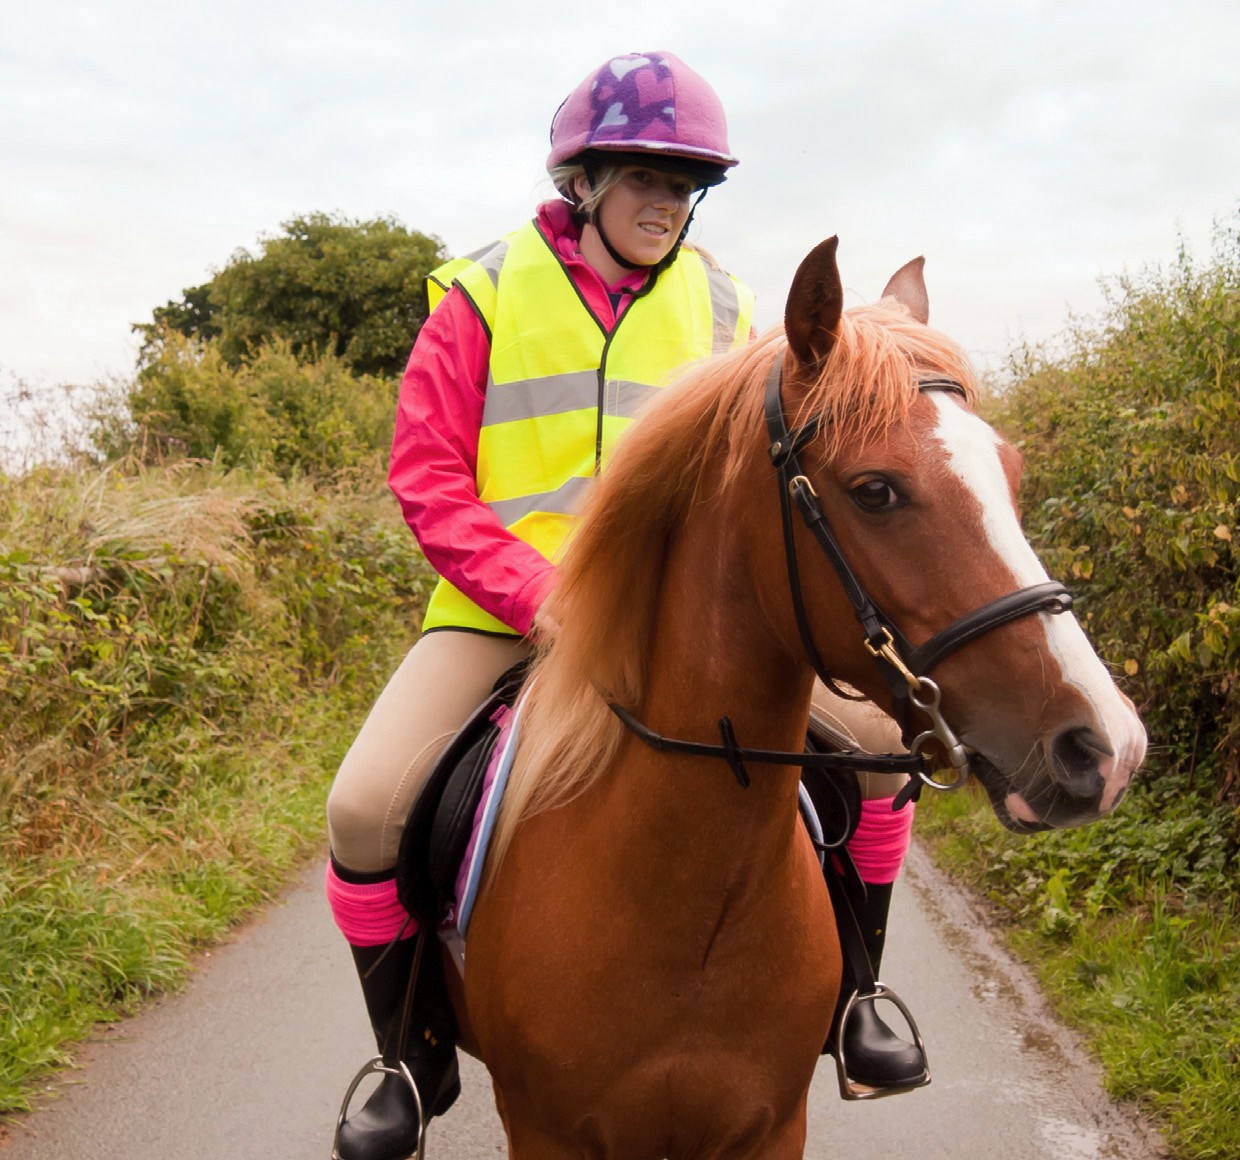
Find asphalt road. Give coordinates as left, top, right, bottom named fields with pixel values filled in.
left=0, top=843, right=1167, bottom=1160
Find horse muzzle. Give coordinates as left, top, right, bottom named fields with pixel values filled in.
left=968, top=723, right=1138, bottom=833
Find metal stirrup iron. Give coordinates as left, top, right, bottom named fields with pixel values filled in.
left=332, top=930, right=436, bottom=1160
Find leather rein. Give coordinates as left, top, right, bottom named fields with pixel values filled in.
left=610, top=353, right=1074, bottom=804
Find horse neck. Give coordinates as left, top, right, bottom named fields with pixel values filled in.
left=620, top=475, right=815, bottom=866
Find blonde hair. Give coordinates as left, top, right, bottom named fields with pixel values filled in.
left=548, top=160, right=626, bottom=218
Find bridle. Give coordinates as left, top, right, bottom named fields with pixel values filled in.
left=763, top=356, right=1073, bottom=803
left=610, top=352, right=1074, bottom=805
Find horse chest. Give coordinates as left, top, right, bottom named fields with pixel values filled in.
left=466, top=801, right=836, bottom=1112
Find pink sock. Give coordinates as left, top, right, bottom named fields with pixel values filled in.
left=324, top=861, right=418, bottom=947
left=847, top=796, right=915, bottom=885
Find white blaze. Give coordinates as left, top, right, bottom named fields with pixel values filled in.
left=929, top=395, right=1146, bottom=807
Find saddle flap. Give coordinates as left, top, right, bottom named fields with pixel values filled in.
left=426, top=726, right=500, bottom=904
left=799, top=739, right=862, bottom=851
left=395, top=662, right=525, bottom=927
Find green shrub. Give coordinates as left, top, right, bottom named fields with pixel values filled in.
left=0, top=460, right=431, bottom=860
left=988, top=214, right=1240, bottom=804
left=89, top=334, right=398, bottom=476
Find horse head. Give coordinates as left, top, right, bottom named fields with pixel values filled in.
left=775, top=237, right=1146, bottom=832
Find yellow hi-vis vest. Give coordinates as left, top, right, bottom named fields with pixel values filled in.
left=421, top=221, right=755, bottom=634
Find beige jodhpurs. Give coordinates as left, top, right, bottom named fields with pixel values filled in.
left=810, top=681, right=909, bottom=801
left=326, top=630, right=533, bottom=874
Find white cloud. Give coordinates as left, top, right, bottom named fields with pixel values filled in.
left=1, top=0, right=1237, bottom=394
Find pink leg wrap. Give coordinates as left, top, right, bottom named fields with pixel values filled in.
left=846, top=796, right=916, bottom=885
left=324, top=861, right=417, bottom=947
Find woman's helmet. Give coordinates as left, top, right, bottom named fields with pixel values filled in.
left=548, top=51, right=738, bottom=188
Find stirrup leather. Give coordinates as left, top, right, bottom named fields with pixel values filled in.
left=332, top=1055, right=431, bottom=1160
left=833, top=982, right=931, bottom=1101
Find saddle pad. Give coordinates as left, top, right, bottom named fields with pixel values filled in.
left=441, top=694, right=524, bottom=942
left=798, top=781, right=825, bottom=867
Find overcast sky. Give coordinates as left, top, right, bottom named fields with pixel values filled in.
left=2, top=0, right=1238, bottom=398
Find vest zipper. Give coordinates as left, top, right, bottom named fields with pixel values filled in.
left=594, top=271, right=656, bottom=471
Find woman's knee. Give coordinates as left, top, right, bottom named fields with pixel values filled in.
left=325, top=770, right=389, bottom=871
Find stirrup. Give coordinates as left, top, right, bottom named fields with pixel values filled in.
left=833, top=983, right=931, bottom=1101
left=331, top=1055, right=430, bottom=1160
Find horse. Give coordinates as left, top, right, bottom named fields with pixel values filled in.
left=444, top=237, right=1147, bottom=1159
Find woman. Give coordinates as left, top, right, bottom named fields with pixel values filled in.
left=325, top=51, right=922, bottom=1160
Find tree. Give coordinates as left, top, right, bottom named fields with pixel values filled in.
left=138, top=214, right=448, bottom=379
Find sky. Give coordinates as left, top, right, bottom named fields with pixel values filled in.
left=2, top=0, right=1238, bottom=401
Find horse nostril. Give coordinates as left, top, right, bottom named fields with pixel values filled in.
left=1047, top=727, right=1112, bottom=798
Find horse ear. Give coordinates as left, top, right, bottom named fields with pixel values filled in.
left=785, top=236, right=844, bottom=370
left=880, top=256, right=929, bottom=324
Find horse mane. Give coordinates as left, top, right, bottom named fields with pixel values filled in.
left=486, top=299, right=976, bottom=875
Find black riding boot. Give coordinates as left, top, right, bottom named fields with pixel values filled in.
left=835, top=880, right=927, bottom=1089
left=336, top=935, right=461, bottom=1160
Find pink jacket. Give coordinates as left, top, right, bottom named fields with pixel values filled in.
left=388, top=201, right=650, bottom=637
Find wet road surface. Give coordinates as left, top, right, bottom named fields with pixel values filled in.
left=0, top=843, right=1167, bottom=1159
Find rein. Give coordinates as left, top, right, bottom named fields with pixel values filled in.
left=610, top=352, right=1074, bottom=802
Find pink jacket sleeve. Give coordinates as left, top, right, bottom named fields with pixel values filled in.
left=388, top=288, right=556, bottom=636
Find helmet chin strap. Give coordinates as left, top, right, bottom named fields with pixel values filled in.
left=578, top=166, right=709, bottom=280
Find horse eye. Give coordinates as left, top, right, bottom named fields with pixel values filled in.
left=851, top=478, right=901, bottom=511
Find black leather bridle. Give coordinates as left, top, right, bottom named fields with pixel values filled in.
left=610, top=353, right=1074, bottom=803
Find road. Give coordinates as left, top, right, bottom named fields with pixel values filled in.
left=0, top=843, right=1167, bottom=1160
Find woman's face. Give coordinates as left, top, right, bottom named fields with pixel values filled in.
left=578, top=165, right=697, bottom=275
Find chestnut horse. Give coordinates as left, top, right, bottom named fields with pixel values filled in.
left=448, top=238, right=1146, bottom=1158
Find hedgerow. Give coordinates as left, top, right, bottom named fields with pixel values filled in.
left=0, top=457, right=433, bottom=1112
left=923, top=212, right=1240, bottom=1160
left=988, top=213, right=1240, bottom=808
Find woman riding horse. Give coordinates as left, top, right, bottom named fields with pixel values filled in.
left=324, top=50, right=927, bottom=1160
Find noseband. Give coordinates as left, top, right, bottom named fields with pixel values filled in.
left=609, top=353, right=1073, bottom=803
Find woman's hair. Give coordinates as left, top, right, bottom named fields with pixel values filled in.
left=549, top=160, right=626, bottom=218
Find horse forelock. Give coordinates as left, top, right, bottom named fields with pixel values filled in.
left=792, top=301, right=978, bottom=462
left=486, top=301, right=976, bottom=876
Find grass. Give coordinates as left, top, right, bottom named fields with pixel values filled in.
left=0, top=699, right=356, bottom=1113
left=917, top=779, right=1240, bottom=1160
left=0, top=453, right=430, bottom=1116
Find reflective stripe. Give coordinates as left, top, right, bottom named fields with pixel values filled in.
left=453, top=244, right=505, bottom=330
left=482, top=371, right=660, bottom=427
left=601, top=377, right=662, bottom=422
left=487, top=475, right=593, bottom=526
left=425, top=242, right=505, bottom=314
left=482, top=370, right=596, bottom=427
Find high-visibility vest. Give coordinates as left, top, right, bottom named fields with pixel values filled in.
left=421, top=220, right=755, bottom=634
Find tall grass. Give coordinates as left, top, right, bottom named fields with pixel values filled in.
left=0, top=451, right=432, bottom=1113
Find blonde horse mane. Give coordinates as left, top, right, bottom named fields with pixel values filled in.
left=487, top=299, right=976, bottom=875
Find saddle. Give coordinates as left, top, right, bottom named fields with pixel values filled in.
left=396, top=662, right=527, bottom=932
